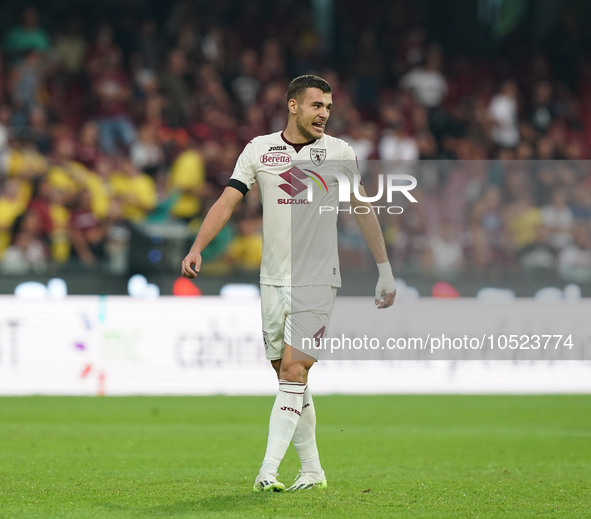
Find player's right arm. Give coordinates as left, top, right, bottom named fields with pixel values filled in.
left=181, top=187, right=244, bottom=278
left=182, top=140, right=257, bottom=278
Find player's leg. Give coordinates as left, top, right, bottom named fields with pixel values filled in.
left=271, top=359, right=281, bottom=377
left=278, top=343, right=314, bottom=383
left=256, top=344, right=313, bottom=491
left=289, top=382, right=324, bottom=486
left=285, top=286, right=336, bottom=491
left=277, top=345, right=325, bottom=490
left=271, top=351, right=321, bottom=480
left=255, top=286, right=294, bottom=492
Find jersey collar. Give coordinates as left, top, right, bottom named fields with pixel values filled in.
left=281, top=132, right=317, bottom=154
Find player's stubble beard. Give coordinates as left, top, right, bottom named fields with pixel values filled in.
left=295, top=107, right=319, bottom=142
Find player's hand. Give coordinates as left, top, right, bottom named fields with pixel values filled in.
left=375, top=262, right=396, bottom=309
left=375, top=288, right=396, bottom=309
left=181, top=249, right=202, bottom=278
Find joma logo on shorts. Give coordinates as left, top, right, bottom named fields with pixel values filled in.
left=280, top=406, right=301, bottom=416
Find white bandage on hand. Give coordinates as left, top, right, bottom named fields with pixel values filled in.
left=375, top=261, right=396, bottom=300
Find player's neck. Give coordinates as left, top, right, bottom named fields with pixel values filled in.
left=282, top=125, right=316, bottom=145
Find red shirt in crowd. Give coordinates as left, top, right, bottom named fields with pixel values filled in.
left=93, top=71, right=130, bottom=118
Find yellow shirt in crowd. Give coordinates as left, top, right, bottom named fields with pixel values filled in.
left=84, top=172, right=110, bottom=219
left=109, top=172, right=157, bottom=222
left=0, top=180, right=32, bottom=256
left=6, top=149, right=47, bottom=178
left=168, top=149, right=205, bottom=219
left=226, top=234, right=263, bottom=270
left=510, top=207, right=542, bottom=249
left=47, top=162, right=110, bottom=219
left=49, top=203, right=70, bottom=263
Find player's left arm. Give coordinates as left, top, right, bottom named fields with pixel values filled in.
left=351, top=187, right=396, bottom=309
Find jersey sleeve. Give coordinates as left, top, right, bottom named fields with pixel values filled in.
left=229, top=141, right=257, bottom=193
left=342, top=143, right=361, bottom=194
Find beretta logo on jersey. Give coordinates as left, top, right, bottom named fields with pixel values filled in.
left=310, top=148, right=326, bottom=166
left=260, top=152, right=291, bottom=166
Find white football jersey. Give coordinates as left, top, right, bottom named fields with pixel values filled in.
left=229, top=131, right=359, bottom=287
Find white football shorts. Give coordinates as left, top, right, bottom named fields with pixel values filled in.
left=260, top=284, right=337, bottom=361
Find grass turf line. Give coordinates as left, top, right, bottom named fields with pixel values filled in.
left=0, top=395, right=589, bottom=518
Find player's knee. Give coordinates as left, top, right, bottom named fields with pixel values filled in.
left=271, top=359, right=281, bottom=377
left=279, top=361, right=311, bottom=383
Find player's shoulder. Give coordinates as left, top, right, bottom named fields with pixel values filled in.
left=322, top=133, right=355, bottom=156
left=247, top=132, right=284, bottom=149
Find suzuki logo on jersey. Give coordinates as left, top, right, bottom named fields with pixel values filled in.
left=277, top=166, right=328, bottom=204
left=278, top=167, right=307, bottom=196
left=260, top=152, right=291, bottom=166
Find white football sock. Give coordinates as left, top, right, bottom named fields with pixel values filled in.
left=292, top=385, right=322, bottom=474
left=259, top=379, right=306, bottom=474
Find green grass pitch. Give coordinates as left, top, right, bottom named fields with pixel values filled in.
left=0, top=395, right=590, bottom=518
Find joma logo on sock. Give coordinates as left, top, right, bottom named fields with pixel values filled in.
left=280, top=406, right=301, bottom=416
left=303, top=403, right=310, bottom=409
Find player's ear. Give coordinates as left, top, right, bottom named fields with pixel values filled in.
left=288, top=98, right=298, bottom=115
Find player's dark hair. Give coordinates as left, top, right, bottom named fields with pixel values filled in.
left=286, top=75, right=332, bottom=103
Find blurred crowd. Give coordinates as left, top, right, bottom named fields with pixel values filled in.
left=0, top=1, right=590, bottom=281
